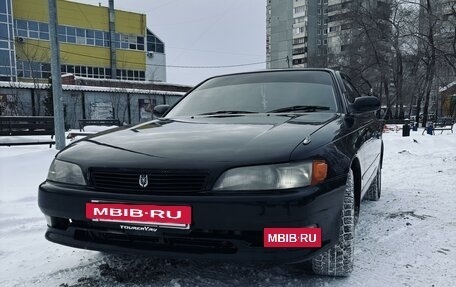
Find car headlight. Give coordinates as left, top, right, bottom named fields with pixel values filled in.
left=213, top=160, right=327, bottom=191
left=47, top=159, right=86, bottom=185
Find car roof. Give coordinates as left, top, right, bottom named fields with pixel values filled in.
left=206, top=68, right=337, bottom=80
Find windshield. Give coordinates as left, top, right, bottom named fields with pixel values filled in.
left=166, top=71, right=338, bottom=117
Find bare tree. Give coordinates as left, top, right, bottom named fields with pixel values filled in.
left=333, top=0, right=394, bottom=118
left=0, top=87, right=26, bottom=116
left=410, top=0, right=439, bottom=127
left=109, top=90, right=128, bottom=124
left=332, top=0, right=455, bottom=123
left=14, top=40, right=52, bottom=116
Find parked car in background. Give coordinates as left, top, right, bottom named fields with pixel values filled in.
left=39, top=69, right=383, bottom=277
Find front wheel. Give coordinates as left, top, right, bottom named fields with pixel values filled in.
left=311, top=169, right=355, bottom=276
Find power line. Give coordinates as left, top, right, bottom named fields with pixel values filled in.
left=13, top=12, right=264, bottom=58
left=148, top=1, right=177, bottom=13
left=174, top=0, right=243, bottom=61
left=6, top=36, right=284, bottom=69
left=167, top=46, right=265, bottom=57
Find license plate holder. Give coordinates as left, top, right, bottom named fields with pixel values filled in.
left=86, top=201, right=192, bottom=230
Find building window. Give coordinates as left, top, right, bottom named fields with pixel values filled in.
left=116, top=34, right=144, bottom=51
left=94, top=30, right=103, bottom=46
left=294, top=6, right=306, bottom=14
left=66, top=26, right=76, bottom=43
left=76, top=28, right=85, bottom=44
left=117, top=68, right=145, bottom=81
left=293, top=37, right=306, bottom=45
left=15, top=19, right=148, bottom=52
left=292, top=58, right=306, bottom=65
left=14, top=20, right=45, bottom=40
left=0, top=1, right=16, bottom=81
left=85, top=29, right=94, bottom=45
left=292, top=47, right=306, bottom=55
left=15, top=19, right=27, bottom=37
left=39, top=22, right=49, bottom=40
left=146, top=29, right=165, bottom=53
left=295, top=27, right=305, bottom=35
left=341, top=23, right=352, bottom=30
left=16, top=60, right=51, bottom=79
left=19, top=61, right=130, bottom=81
left=294, top=16, right=305, bottom=24
left=28, top=21, right=39, bottom=39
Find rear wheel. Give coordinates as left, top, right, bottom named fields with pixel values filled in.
left=311, top=169, right=355, bottom=276
left=365, top=166, right=381, bottom=201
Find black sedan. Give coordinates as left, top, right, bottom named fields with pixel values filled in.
left=39, top=69, right=383, bottom=277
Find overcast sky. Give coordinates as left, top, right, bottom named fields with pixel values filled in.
left=71, top=0, right=267, bottom=86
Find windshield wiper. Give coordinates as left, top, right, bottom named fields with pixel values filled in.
left=198, top=110, right=258, bottom=116
left=267, top=105, right=330, bottom=113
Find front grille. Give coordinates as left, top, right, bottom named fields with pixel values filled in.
left=90, top=168, right=209, bottom=193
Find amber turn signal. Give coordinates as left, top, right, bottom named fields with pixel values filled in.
left=311, top=160, right=328, bottom=185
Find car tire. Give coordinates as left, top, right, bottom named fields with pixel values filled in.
left=311, top=169, right=355, bottom=277
left=365, top=166, right=381, bottom=201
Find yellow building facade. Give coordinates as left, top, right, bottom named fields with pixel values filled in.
left=0, top=0, right=166, bottom=82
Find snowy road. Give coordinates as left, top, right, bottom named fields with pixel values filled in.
left=1, top=128, right=455, bottom=287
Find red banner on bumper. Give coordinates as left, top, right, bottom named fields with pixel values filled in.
left=263, top=228, right=322, bottom=248
left=86, top=203, right=191, bottom=225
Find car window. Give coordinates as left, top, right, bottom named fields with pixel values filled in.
left=166, top=71, right=338, bottom=117
left=342, top=76, right=360, bottom=103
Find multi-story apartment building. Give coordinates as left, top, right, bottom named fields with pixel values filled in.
left=267, top=0, right=328, bottom=69
left=0, top=0, right=166, bottom=82
left=266, top=0, right=390, bottom=69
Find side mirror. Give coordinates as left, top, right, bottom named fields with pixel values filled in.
left=153, top=105, right=170, bottom=117
left=350, top=96, right=380, bottom=114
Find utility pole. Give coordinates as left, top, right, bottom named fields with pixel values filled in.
left=48, top=0, right=66, bottom=150
left=108, top=0, right=117, bottom=79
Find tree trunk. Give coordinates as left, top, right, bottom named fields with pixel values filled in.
left=408, top=93, right=414, bottom=119
left=383, top=76, right=392, bottom=119
left=397, top=51, right=404, bottom=119
left=395, top=98, right=399, bottom=118
left=31, top=89, right=36, bottom=116
left=415, top=91, right=423, bottom=126
left=421, top=0, right=437, bottom=128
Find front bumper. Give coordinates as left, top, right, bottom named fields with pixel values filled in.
left=38, top=178, right=345, bottom=263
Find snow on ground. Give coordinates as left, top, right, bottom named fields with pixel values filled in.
left=0, top=127, right=455, bottom=287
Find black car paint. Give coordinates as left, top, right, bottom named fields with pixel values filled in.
left=38, top=69, right=383, bottom=262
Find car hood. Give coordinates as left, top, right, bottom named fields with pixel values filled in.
left=60, top=113, right=338, bottom=166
